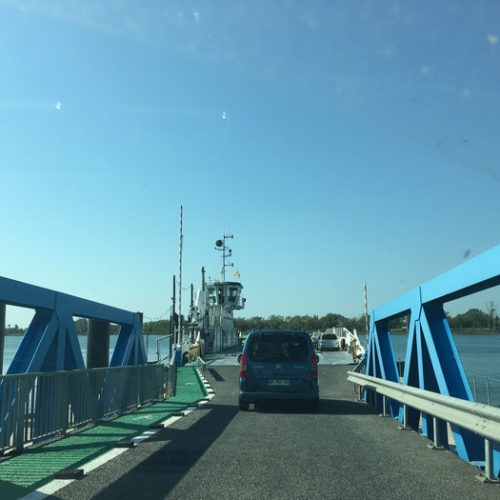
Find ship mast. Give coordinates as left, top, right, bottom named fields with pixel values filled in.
left=215, top=234, right=233, bottom=281
left=178, top=206, right=183, bottom=345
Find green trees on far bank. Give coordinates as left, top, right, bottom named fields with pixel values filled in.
left=232, top=305, right=500, bottom=334
left=3, top=324, right=26, bottom=336
left=3, top=303, right=499, bottom=335
left=234, top=313, right=368, bottom=335
left=447, top=303, right=498, bottom=332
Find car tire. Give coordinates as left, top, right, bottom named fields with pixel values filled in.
left=238, top=396, right=250, bottom=411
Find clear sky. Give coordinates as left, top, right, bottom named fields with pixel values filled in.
left=1, top=1, right=500, bottom=328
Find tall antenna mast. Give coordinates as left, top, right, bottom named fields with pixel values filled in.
left=215, top=234, right=233, bottom=281
left=364, top=281, right=369, bottom=348
left=178, top=206, right=183, bottom=344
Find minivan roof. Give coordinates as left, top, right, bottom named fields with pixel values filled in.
left=248, top=330, right=310, bottom=336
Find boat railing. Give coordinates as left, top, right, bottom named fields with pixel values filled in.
left=156, top=334, right=173, bottom=364
left=197, top=356, right=207, bottom=381
left=166, top=355, right=177, bottom=398
left=336, top=327, right=366, bottom=358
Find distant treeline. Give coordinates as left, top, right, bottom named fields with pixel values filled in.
left=4, top=305, right=499, bottom=336
left=4, top=318, right=171, bottom=336
left=234, top=307, right=500, bottom=334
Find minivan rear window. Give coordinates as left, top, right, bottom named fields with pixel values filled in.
left=322, top=334, right=337, bottom=340
left=248, top=335, right=309, bottom=363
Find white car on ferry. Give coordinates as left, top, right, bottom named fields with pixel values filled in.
left=317, top=333, right=340, bottom=351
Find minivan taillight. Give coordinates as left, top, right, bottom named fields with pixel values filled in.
left=311, top=353, right=318, bottom=379
left=239, top=352, right=247, bottom=378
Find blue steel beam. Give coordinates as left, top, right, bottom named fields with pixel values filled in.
left=421, top=244, right=500, bottom=304
left=0, top=276, right=146, bottom=373
left=366, top=243, right=500, bottom=477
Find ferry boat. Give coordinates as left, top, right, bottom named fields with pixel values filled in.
left=191, top=235, right=245, bottom=353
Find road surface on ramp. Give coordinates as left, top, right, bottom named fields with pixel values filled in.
left=47, top=362, right=500, bottom=500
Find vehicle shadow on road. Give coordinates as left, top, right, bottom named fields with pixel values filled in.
left=318, top=398, right=380, bottom=415
left=87, top=402, right=239, bottom=500
left=252, top=398, right=378, bottom=416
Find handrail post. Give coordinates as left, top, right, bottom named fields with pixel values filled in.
left=485, top=438, right=493, bottom=481
left=477, top=438, right=500, bottom=483
left=0, top=304, right=5, bottom=375
left=399, top=403, right=411, bottom=431
left=59, top=372, right=69, bottom=435
left=381, top=395, right=389, bottom=417
left=427, top=416, right=445, bottom=450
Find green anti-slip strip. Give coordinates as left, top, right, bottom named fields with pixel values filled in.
left=0, top=366, right=208, bottom=500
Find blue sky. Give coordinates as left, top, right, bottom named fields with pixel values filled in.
left=1, top=1, right=500, bottom=328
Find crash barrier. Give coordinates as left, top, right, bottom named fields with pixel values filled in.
left=348, top=370, right=500, bottom=482
left=365, top=243, right=500, bottom=479
left=0, top=364, right=167, bottom=455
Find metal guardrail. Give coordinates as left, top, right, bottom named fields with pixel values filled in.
left=348, top=371, right=500, bottom=481
left=0, top=364, right=167, bottom=455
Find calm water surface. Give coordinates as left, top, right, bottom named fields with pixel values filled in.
left=2, top=333, right=499, bottom=404
left=358, top=333, right=500, bottom=378
left=358, top=333, right=500, bottom=406
left=3, top=334, right=499, bottom=377
left=1, top=334, right=170, bottom=373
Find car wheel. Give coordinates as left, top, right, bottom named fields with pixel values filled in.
left=238, top=396, right=250, bottom=411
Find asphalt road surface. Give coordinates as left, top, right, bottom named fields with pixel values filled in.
left=48, top=361, right=500, bottom=500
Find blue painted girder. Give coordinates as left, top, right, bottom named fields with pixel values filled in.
left=1, top=276, right=146, bottom=373
left=366, top=243, right=500, bottom=476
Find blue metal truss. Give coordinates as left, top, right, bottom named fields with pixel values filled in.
left=366, top=244, right=500, bottom=476
left=0, top=276, right=147, bottom=373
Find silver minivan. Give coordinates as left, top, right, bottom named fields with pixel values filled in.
left=238, top=330, right=319, bottom=411
left=318, top=333, right=340, bottom=351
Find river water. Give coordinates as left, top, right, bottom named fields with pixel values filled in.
left=357, top=333, right=500, bottom=406
left=1, top=334, right=171, bottom=372
left=2, top=333, right=500, bottom=405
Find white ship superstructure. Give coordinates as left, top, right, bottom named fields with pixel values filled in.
left=193, top=235, right=245, bottom=353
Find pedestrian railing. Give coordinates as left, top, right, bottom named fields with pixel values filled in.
left=470, top=374, right=500, bottom=408
left=348, top=370, right=500, bottom=482
left=0, top=364, right=168, bottom=455
left=166, top=355, right=177, bottom=397
left=156, top=334, right=173, bottom=364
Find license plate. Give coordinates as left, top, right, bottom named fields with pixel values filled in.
left=269, top=379, right=289, bottom=386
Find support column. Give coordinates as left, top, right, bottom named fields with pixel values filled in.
left=87, top=319, right=110, bottom=369
left=0, top=304, right=5, bottom=375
